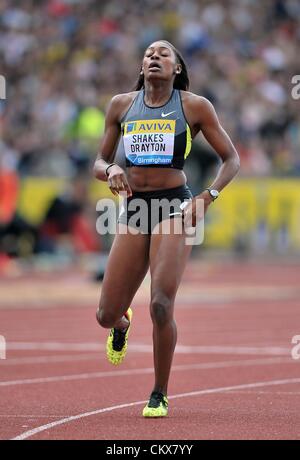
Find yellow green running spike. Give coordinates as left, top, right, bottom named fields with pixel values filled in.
left=143, top=392, right=168, bottom=417
left=106, top=308, right=132, bottom=365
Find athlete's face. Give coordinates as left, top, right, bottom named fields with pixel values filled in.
left=142, top=42, right=181, bottom=81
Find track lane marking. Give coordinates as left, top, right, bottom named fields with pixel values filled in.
left=6, top=341, right=291, bottom=355
left=0, top=353, right=101, bottom=366
left=0, top=415, right=71, bottom=418
left=12, top=377, right=300, bottom=440
left=224, top=391, right=300, bottom=395
left=0, top=357, right=293, bottom=387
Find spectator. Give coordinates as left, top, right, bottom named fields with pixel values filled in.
left=37, top=174, right=100, bottom=255
left=0, top=0, right=299, bottom=179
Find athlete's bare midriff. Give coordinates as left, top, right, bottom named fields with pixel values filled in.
left=126, top=166, right=187, bottom=191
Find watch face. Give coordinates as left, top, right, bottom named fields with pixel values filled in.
left=210, top=189, right=219, bottom=199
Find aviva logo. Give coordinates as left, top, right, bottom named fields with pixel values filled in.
left=125, top=119, right=175, bottom=135
left=126, top=122, right=137, bottom=133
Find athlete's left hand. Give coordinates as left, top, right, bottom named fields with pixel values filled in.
left=182, top=191, right=213, bottom=227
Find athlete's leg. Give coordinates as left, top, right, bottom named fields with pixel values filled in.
left=96, top=223, right=150, bottom=330
left=148, top=218, right=192, bottom=395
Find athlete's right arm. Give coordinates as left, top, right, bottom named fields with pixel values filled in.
left=93, top=95, right=132, bottom=197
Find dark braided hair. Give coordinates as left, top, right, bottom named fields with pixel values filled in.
left=134, top=40, right=189, bottom=91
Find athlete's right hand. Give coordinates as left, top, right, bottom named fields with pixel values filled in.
left=106, top=164, right=132, bottom=197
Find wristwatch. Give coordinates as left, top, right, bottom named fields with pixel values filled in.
left=205, top=188, right=219, bottom=201
left=105, top=163, right=117, bottom=176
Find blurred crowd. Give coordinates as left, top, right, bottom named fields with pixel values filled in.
left=0, top=0, right=300, bottom=262
left=1, top=0, right=300, bottom=179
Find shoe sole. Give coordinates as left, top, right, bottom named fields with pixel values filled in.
left=142, top=409, right=168, bottom=418
left=143, top=407, right=168, bottom=418
left=142, top=399, right=168, bottom=417
left=106, top=308, right=132, bottom=365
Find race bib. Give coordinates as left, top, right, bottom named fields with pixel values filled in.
left=123, top=119, right=176, bottom=165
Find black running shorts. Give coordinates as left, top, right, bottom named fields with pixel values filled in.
left=117, top=184, right=193, bottom=234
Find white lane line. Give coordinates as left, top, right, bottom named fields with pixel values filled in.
left=0, top=353, right=101, bottom=366
left=0, top=415, right=70, bottom=418
left=225, top=391, right=300, bottom=395
left=6, top=342, right=290, bottom=355
left=0, top=357, right=293, bottom=387
left=12, top=377, right=300, bottom=440
left=6, top=342, right=103, bottom=351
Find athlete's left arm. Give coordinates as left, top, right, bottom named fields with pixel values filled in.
left=182, top=95, right=240, bottom=225
left=194, top=96, right=240, bottom=193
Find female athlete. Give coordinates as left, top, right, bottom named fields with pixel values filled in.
left=93, top=40, right=240, bottom=417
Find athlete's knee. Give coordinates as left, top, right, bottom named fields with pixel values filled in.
left=150, top=292, right=173, bottom=328
left=96, top=307, right=117, bottom=328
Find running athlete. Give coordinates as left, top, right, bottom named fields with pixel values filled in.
left=93, top=40, right=240, bottom=417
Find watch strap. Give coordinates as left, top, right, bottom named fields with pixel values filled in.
left=105, top=163, right=117, bottom=176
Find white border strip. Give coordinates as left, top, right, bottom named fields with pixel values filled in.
left=0, top=353, right=101, bottom=366
left=6, top=342, right=290, bottom=355
left=12, top=377, right=300, bottom=440
left=0, top=357, right=291, bottom=387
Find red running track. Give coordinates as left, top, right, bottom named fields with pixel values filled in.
left=0, top=260, right=300, bottom=440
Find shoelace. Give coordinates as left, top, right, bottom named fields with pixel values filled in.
left=148, top=391, right=167, bottom=408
